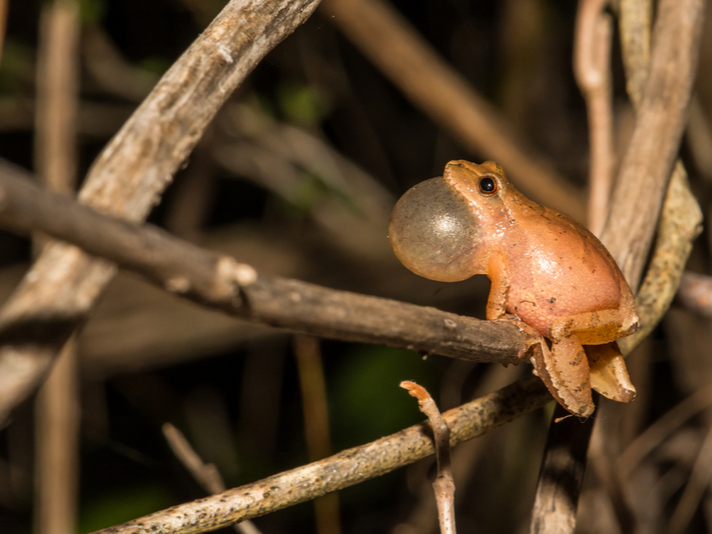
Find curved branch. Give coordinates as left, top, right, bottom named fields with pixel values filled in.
left=0, top=0, right=322, bottom=425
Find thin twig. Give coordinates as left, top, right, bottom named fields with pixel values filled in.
left=667, top=421, right=712, bottom=534
left=294, top=336, right=341, bottom=534
left=401, top=381, right=456, bottom=534
left=618, top=0, right=652, bottom=107
left=34, top=340, right=80, bottom=534
left=34, top=0, right=80, bottom=197
left=617, top=383, right=712, bottom=480
left=92, top=376, right=550, bottom=534
left=396, top=364, right=519, bottom=534
left=574, top=0, right=615, bottom=236
left=33, top=2, right=81, bottom=534
left=162, top=423, right=262, bottom=534
left=0, top=159, right=528, bottom=365
left=322, top=0, right=586, bottom=220
left=0, top=0, right=323, bottom=426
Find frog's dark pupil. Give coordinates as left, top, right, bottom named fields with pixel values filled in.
left=480, top=177, right=496, bottom=193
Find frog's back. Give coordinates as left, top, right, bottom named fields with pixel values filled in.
left=503, top=209, right=623, bottom=336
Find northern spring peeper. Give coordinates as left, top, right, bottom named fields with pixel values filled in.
left=388, top=160, right=639, bottom=417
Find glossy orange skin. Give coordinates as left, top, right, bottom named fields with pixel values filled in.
left=389, top=160, right=639, bottom=417
left=443, top=161, right=633, bottom=337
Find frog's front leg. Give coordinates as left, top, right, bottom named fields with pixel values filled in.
left=484, top=253, right=510, bottom=322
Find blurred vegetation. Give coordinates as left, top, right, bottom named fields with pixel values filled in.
left=0, top=1, right=711, bottom=533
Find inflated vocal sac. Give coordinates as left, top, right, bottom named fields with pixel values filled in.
left=388, top=177, right=482, bottom=282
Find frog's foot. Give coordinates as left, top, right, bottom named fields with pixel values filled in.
left=585, top=342, right=636, bottom=402
left=494, top=314, right=547, bottom=360
left=531, top=335, right=595, bottom=418
left=495, top=315, right=595, bottom=417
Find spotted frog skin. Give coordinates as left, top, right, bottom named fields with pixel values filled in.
left=388, top=160, right=639, bottom=417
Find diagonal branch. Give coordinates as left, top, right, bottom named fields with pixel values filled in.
left=92, top=376, right=551, bottom=534
left=0, top=159, right=527, bottom=365
left=0, top=0, right=322, bottom=425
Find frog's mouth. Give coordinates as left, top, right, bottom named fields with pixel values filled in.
left=388, top=176, right=484, bottom=282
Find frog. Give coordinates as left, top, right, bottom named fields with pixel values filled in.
left=388, top=160, right=639, bottom=417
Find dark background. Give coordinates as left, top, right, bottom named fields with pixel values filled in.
left=0, top=1, right=711, bottom=533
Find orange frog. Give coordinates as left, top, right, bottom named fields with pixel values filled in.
left=388, top=160, right=638, bottom=417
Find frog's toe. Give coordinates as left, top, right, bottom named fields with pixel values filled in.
left=495, top=314, right=546, bottom=360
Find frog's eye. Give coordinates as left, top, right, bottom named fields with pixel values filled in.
left=389, top=177, right=482, bottom=282
left=478, top=175, right=498, bottom=196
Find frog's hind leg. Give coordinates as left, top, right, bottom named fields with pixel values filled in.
left=531, top=335, right=594, bottom=418
left=586, top=342, right=636, bottom=402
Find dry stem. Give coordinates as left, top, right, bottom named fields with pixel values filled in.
left=0, top=0, right=322, bottom=425
left=294, top=336, right=341, bottom=534
left=162, top=423, right=262, bottom=534
left=600, top=0, right=706, bottom=288
left=92, top=376, right=550, bottom=534
left=574, top=0, right=615, bottom=235
left=0, top=159, right=528, bottom=365
left=529, top=404, right=594, bottom=534
left=33, top=2, right=81, bottom=533
left=401, top=381, right=457, bottom=534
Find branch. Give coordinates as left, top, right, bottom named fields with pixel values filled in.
left=530, top=0, right=705, bottom=531
left=600, top=0, right=706, bottom=288
left=574, top=0, right=614, bottom=236
left=401, top=381, right=457, bottom=534
left=0, top=160, right=527, bottom=365
left=162, top=423, right=262, bottom=534
left=92, top=376, right=551, bottom=534
left=529, top=404, right=595, bottom=534
left=33, top=2, right=81, bottom=534
left=0, top=0, right=322, bottom=425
